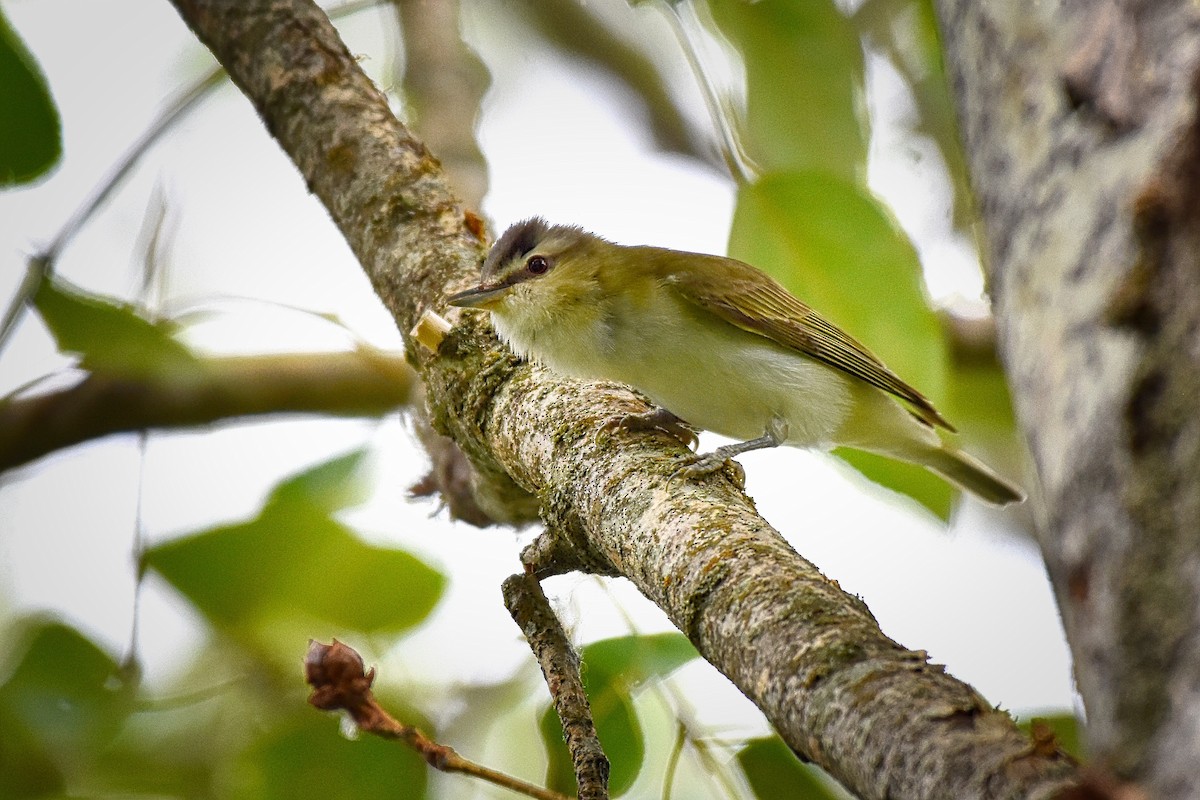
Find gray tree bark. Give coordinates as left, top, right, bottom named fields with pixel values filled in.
left=167, top=0, right=1079, bottom=796
left=936, top=2, right=1200, bottom=796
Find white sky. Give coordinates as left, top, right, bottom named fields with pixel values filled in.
left=0, top=0, right=1075, bottom=743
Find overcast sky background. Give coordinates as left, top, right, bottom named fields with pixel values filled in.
left=0, top=0, right=1075, bottom=738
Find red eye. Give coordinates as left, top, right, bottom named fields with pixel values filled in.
left=526, top=255, right=549, bottom=275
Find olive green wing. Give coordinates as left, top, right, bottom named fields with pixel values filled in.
left=663, top=253, right=954, bottom=431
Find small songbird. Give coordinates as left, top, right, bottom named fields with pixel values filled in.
left=447, top=218, right=1023, bottom=505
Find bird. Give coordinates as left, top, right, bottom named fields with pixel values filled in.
left=447, top=217, right=1023, bottom=505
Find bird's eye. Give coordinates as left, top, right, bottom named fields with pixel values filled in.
left=526, top=255, right=549, bottom=275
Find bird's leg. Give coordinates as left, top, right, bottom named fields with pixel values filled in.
left=673, top=418, right=789, bottom=486
left=600, top=407, right=700, bottom=451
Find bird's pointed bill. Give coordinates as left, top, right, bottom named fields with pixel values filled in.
left=446, top=283, right=510, bottom=308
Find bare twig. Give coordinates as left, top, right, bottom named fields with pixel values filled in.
left=503, top=572, right=610, bottom=800
left=305, top=640, right=572, bottom=800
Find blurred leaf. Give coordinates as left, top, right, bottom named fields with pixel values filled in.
left=592, top=690, right=642, bottom=797
left=709, top=0, right=866, bottom=180
left=233, top=711, right=426, bottom=800
left=947, top=356, right=1017, bottom=434
left=539, top=700, right=575, bottom=795
left=540, top=634, right=696, bottom=796
left=581, top=632, right=698, bottom=688
left=0, top=8, right=61, bottom=185
left=267, top=448, right=373, bottom=513
left=834, top=447, right=953, bottom=520
left=738, top=735, right=842, bottom=800
left=540, top=689, right=643, bottom=798
left=0, top=619, right=135, bottom=796
left=0, top=704, right=64, bottom=798
left=144, top=452, right=445, bottom=644
left=33, top=278, right=199, bottom=379
left=0, top=619, right=134, bottom=751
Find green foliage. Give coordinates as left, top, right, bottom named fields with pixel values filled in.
left=0, top=8, right=61, bottom=185
left=33, top=278, right=200, bottom=380
left=231, top=711, right=427, bottom=800
left=144, top=451, right=446, bottom=656
left=709, top=0, right=867, bottom=180
left=541, top=633, right=698, bottom=796
left=0, top=620, right=133, bottom=797
left=835, top=448, right=952, bottom=519
left=737, top=736, right=843, bottom=800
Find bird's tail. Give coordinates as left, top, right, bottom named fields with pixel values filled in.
left=922, top=446, right=1025, bottom=506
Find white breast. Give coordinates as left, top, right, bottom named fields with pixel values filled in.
left=492, top=286, right=853, bottom=448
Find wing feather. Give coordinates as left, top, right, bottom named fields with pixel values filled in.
left=661, top=252, right=954, bottom=431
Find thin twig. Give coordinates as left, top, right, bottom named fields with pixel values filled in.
left=503, top=571, right=610, bottom=800
left=305, top=640, right=572, bottom=800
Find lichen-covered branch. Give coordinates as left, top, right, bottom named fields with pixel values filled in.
left=935, top=2, right=1200, bottom=796
left=503, top=572, right=609, bottom=800
left=167, top=1, right=1079, bottom=796
left=0, top=351, right=412, bottom=473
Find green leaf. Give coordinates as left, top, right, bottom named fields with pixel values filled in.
left=709, top=0, right=866, bottom=180
left=0, top=619, right=136, bottom=797
left=144, top=453, right=445, bottom=645
left=233, top=711, right=427, bottom=800
left=738, top=736, right=841, bottom=800
left=539, top=690, right=643, bottom=798
left=0, top=703, right=64, bottom=798
left=33, top=278, right=199, bottom=379
left=947, top=357, right=1017, bottom=435
left=539, top=700, right=576, bottom=795
left=835, top=447, right=953, bottom=520
left=591, top=689, right=642, bottom=797
left=731, top=172, right=954, bottom=511
left=539, top=634, right=696, bottom=796
left=581, top=632, right=698, bottom=688
left=0, top=8, right=61, bottom=185
left=267, top=448, right=373, bottom=513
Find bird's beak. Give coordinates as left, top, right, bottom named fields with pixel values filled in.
left=446, top=282, right=509, bottom=309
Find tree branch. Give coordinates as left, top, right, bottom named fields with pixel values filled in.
left=504, top=571, right=609, bottom=800
left=0, top=350, right=412, bottom=473
left=166, top=1, right=1079, bottom=796
left=935, top=2, right=1200, bottom=795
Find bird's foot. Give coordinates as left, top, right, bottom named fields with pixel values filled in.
left=598, top=407, right=699, bottom=451
left=669, top=446, right=746, bottom=490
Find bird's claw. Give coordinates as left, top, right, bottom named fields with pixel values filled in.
left=598, top=409, right=700, bottom=451
left=669, top=451, right=746, bottom=490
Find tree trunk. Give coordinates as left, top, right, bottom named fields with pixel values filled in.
left=936, top=2, right=1200, bottom=796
